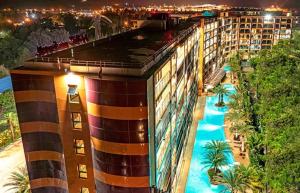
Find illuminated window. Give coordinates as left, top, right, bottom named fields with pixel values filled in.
left=74, top=139, right=85, bottom=154
left=67, top=85, right=78, bottom=95
left=80, top=187, right=89, bottom=193
left=78, top=164, right=87, bottom=179
left=69, top=93, right=80, bottom=104
left=71, top=112, right=82, bottom=129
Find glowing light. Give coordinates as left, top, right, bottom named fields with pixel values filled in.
left=65, top=72, right=80, bottom=86
left=264, top=14, right=273, bottom=21
left=6, top=19, right=12, bottom=24
left=30, top=13, right=37, bottom=19
left=0, top=31, right=8, bottom=38
left=24, top=18, right=31, bottom=23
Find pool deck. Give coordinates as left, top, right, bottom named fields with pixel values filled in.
left=222, top=76, right=250, bottom=166
left=175, top=96, right=206, bottom=193
left=174, top=75, right=249, bottom=193
left=176, top=75, right=249, bottom=193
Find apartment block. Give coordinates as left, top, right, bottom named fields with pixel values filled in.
left=10, top=8, right=294, bottom=193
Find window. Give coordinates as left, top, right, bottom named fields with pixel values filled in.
left=80, top=187, right=89, bottom=193
left=69, top=93, right=80, bottom=104
left=71, top=112, right=82, bottom=129
left=78, top=164, right=87, bottom=179
left=74, top=139, right=85, bottom=154
left=67, top=85, right=78, bottom=95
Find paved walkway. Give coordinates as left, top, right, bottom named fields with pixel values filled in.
left=222, top=75, right=250, bottom=166
left=0, top=140, right=26, bottom=193
left=175, top=96, right=206, bottom=193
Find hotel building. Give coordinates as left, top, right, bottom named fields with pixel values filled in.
left=10, top=8, right=293, bottom=193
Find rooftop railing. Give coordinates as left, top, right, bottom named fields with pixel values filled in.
left=29, top=24, right=198, bottom=75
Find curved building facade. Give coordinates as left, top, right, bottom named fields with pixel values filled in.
left=12, top=74, right=68, bottom=193
left=85, top=78, right=150, bottom=193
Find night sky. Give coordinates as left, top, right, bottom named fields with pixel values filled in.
left=0, top=0, right=299, bottom=9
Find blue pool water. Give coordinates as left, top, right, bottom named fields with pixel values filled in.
left=0, top=76, right=12, bottom=93
left=224, top=66, right=232, bottom=73
left=185, top=84, right=236, bottom=193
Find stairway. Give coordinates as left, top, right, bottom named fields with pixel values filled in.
left=205, top=66, right=226, bottom=88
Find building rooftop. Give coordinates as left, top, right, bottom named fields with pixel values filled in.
left=23, top=19, right=197, bottom=77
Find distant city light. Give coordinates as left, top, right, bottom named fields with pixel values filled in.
left=6, top=19, right=12, bottom=24
left=24, top=18, right=31, bottom=23
left=30, top=13, right=37, bottom=19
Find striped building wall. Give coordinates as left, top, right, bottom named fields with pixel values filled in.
left=12, top=74, right=68, bottom=193
left=85, top=78, right=150, bottom=193
left=54, top=75, right=96, bottom=193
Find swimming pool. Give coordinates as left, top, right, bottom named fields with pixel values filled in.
left=185, top=84, right=236, bottom=193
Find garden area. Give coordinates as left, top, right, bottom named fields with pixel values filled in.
left=0, top=90, right=20, bottom=148
left=186, top=31, right=300, bottom=193
left=220, top=32, right=300, bottom=192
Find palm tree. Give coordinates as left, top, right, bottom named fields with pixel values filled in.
left=203, top=140, right=230, bottom=176
left=4, top=167, right=31, bottom=193
left=202, top=141, right=230, bottom=184
left=236, top=165, right=263, bottom=192
left=216, top=165, right=262, bottom=193
left=235, top=123, right=254, bottom=152
left=215, top=168, right=243, bottom=193
left=7, top=112, right=15, bottom=141
left=205, top=140, right=231, bottom=154
left=228, top=111, right=250, bottom=141
left=228, top=93, right=243, bottom=110
left=247, top=133, right=264, bottom=166
left=213, top=85, right=229, bottom=107
left=202, top=151, right=228, bottom=176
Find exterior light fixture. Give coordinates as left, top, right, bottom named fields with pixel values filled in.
left=65, top=72, right=80, bottom=95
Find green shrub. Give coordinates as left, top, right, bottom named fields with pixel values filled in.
left=0, top=65, right=9, bottom=78
left=0, top=90, right=20, bottom=148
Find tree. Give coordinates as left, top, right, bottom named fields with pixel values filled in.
left=204, top=140, right=231, bottom=154
left=0, top=91, right=16, bottom=119
left=227, top=33, right=300, bottom=193
left=236, top=165, right=263, bottom=192
left=233, top=123, right=254, bottom=152
left=0, top=34, right=29, bottom=68
left=7, top=112, right=15, bottom=141
left=213, top=85, right=229, bottom=107
left=216, top=165, right=262, bottom=193
left=202, top=140, right=230, bottom=183
left=60, top=13, right=78, bottom=35
left=215, top=168, right=243, bottom=193
left=227, top=108, right=250, bottom=140
left=78, top=16, right=93, bottom=30
left=4, top=167, right=31, bottom=193
left=202, top=151, right=228, bottom=174
left=247, top=132, right=265, bottom=166
left=40, top=18, right=55, bottom=29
